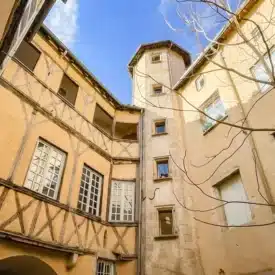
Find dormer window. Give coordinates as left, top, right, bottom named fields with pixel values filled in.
left=195, top=75, right=205, bottom=91
left=153, top=85, right=163, bottom=95
left=152, top=54, right=161, bottom=63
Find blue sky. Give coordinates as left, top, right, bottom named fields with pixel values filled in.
left=45, top=0, right=229, bottom=104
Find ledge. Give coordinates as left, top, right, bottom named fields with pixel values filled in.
left=153, top=177, right=172, bottom=183
left=154, top=234, right=178, bottom=241
left=152, top=132, right=168, bottom=137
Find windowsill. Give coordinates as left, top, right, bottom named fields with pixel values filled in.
left=108, top=221, right=138, bottom=227
left=153, top=177, right=172, bottom=182
left=154, top=234, right=178, bottom=240
left=152, top=60, right=161, bottom=64
left=152, top=132, right=168, bottom=137
left=150, top=92, right=167, bottom=97
left=75, top=208, right=102, bottom=222
left=202, top=115, right=228, bottom=136
left=57, top=93, right=76, bottom=109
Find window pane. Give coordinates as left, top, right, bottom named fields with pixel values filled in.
left=157, top=161, right=169, bottom=178
left=25, top=140, right=65, bottom=199
left=159, top=210, right=173, bottom=235
left=77, top=165, right=102, bottom=216
left=155, top=122, right=165, bottom=134
left=203, top=95, right=226, bottom=131
left=219, top=174, right=252, bottom=226
left=109, top=181, right=135, bottom=222
left=14, top=40, right=40, bottom=71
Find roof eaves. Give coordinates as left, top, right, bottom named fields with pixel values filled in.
left=39, top=25, right=140, bottom=112
left=173, top=0, right=257, bottom=91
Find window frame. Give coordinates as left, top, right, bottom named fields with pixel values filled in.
left=77, top=164, right=103, bottom=217
left=152, top=84, right=163, bottom=95
left=215, top=171, right=252, bottom=227
left=195, top=74, right=205, bottom=91
left=57, top=73, right=79, bottom=106
left=200, top=91, right=227, bottom=133
left=154, top=157, right=170, bottom=180
left=153, top=119, right=167, bottom=135
left=151, top=53, right=162, bottom=63
left=24, top=138, right=66, bottom=200
left=96, top=260, right=115, bottom=275
left=14, top=40, right=41, bottom=72
left=157, top=206, right=176, bottom=236
left=109, top=180, right=135, bottom=223
left=250, top=47, right=275, bottom=93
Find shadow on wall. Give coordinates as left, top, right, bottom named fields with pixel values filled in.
left=0, top=255, right=57, bottom=275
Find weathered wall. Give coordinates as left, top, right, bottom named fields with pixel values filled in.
left=177, top=0, right=275, bottom=274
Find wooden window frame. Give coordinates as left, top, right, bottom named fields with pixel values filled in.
left=153, top=119, right=167, bottom=136
left=109, top=180, right=135, bottom=223
left=77, top=164, right=103, bottom=217
left=96, top=260, right=115, bottom=275
left=24, top=138, right=66, bottom=200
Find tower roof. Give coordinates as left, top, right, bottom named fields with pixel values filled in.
left=128, top=40, right=191, bottom=75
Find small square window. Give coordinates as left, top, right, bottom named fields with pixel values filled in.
left=156, top=159, right=169, bottom=178
left=158, top=208, right=173, bottom=235
left=155, top=121, right=166, bottom=134
left=96, top=260, right=114, bottom=275
left=195, top=75, right=205, bottom=91
left=152, top=54, right=161, bottom=63
left=153, top=85, right=163, bottom=95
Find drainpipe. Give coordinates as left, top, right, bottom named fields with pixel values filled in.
left=220, top=51, right=275, bottom=211
left=137, top=108, right=144, bottom=275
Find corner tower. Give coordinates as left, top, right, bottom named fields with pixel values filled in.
left=129, top=42, right=202, bottom=275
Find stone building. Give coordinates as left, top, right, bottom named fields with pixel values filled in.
left=1, top=0, right=275, bottom=274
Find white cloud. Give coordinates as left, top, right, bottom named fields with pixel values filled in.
left=45, top=0, right=79, bottom=48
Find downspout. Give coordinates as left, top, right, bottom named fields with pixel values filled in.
left=220, top=51, right=275, bottom=211
left=137, top=108, right=144, bottom=275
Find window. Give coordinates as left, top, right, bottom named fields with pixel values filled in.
left=195, top=75, right=205, bottom=91
left=152, top=54, right=161, bottom=63
left=96, top=260, right=114, bottom=275
left=109, top=181, right=135, bottom=222
left=114, top=122, right=138, bottom=140
left=58, top=74, right=79, bottom=105
left=218, top=173, right=252, bottom=226
left=24, top=139, right=66, bottom=199
left=156, top=159, right=169, bottom=179
left=251, top=49, right=275, bottom=92
left=77, top=165, right=103, bottom=216
left=93, top=104, right=114, bottom=135
left=14, top=40, right=41, bottom=71
left=153, top=85, right=163, bottom=94
left=154, top=120, right=166, bottom=134
left=201, top=92, right=226, bottom=132
left=158, top=208, right=174, bottom=235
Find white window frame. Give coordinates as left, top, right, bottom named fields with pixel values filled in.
left=195, top=75, right=205, bottom=91
left=77, top=165, right=103, bottom=216
left=96, top=260, right=114, bottom=275
left=217, top=173, right=252, bottom=226
left=109, top=180, right=135, bottom=222
left=201, top=91, right=226, bottom=132
left=24, top=139, right=66, bottom=199
left=1, top=0, right=45, bottom=74
left=251, top=48, right=275, bottom=92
